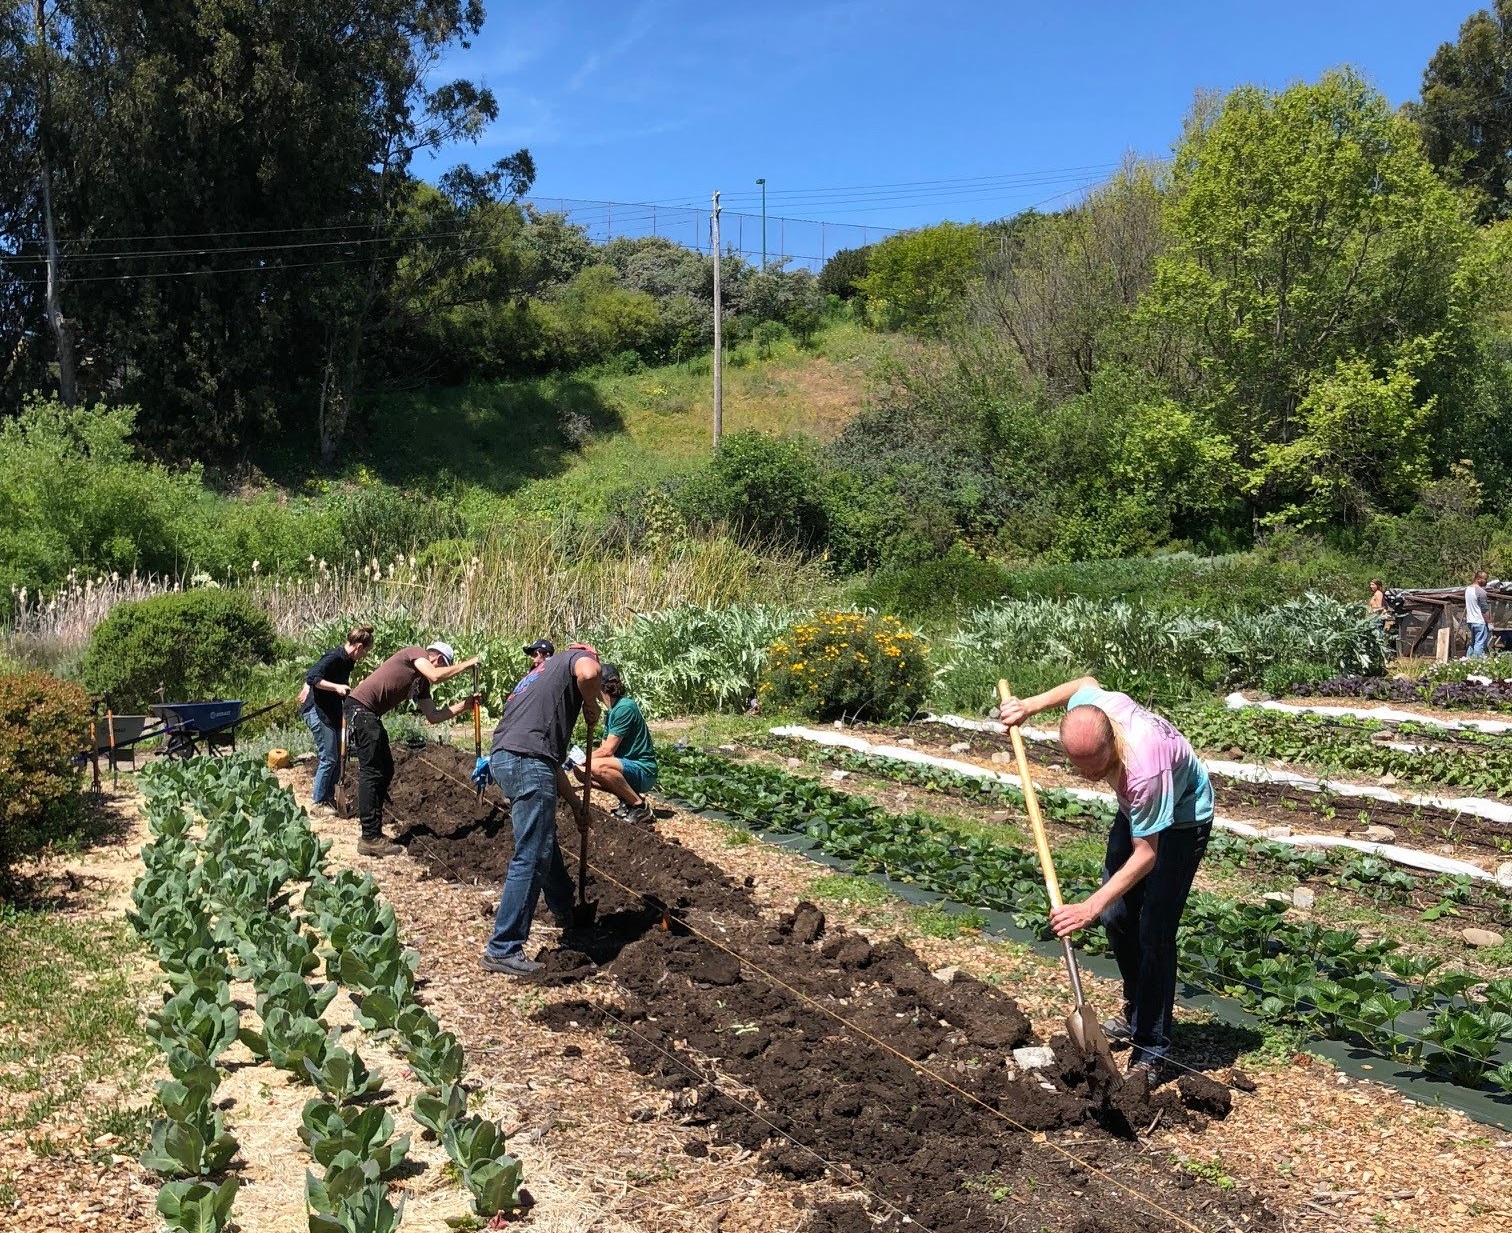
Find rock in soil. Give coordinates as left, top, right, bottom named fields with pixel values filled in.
left=1291, top=886, right=1316, bottom=910
left=1462, top=927, right=1506, bottom=948
left=1363, top=825, right=1397, bottom=842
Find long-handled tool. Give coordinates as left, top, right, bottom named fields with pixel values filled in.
left=470, top=665, right=492, bottom=821
left=997, top=679, right=1119, bottom=1077
left=573, top=715, right=599, bottom=928
left=335, top=710, right=350, bottom=818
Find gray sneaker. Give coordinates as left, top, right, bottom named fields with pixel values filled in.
left=480, top=951, right=543, bottom=976
left=623, top=800, right=655, bottom=825
left=358, top=836, right=404, bottom=858
left=1101, top=1010, right=1133, bottom=1043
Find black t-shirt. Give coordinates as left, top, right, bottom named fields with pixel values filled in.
left=303, top=647, right=355, bottom=726
left=489, top=648, right=589, bottom=765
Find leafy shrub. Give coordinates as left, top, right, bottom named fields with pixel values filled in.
left=935, top=593, right=1386, bottom=711
left=817, top=246, right=871, bottom=301
left=762, top=611, right=928, bottom=721
left=82, top=590, right=277, bottom=711
left=602, top=604, right=794, bottom=715
left=0, top=671, right=89, bottom=870
left=849, top=546, right=1012, bottom=621
left=674, top=431, right=829, bottom=551
left=858, top=222, right=986, bottom=332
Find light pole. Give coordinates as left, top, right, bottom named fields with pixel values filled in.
left=756, top=177, right=767, bottom=270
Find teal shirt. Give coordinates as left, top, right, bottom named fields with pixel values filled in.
left=604, top=696, right=656, bottom=767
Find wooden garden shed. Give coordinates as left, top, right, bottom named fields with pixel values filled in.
left=1387, top=583, right=1512, bottom=659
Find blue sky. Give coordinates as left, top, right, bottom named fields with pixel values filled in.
left=432, top=1, right=1473, bottom=233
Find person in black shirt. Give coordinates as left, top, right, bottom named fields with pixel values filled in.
left=298, top=625, right=375, bottom=812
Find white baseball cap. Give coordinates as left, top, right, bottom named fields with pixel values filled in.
left=426, top=641, right=456, bottom=665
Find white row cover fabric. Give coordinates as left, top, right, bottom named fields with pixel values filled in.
left=923, top=714, right=1512, bottom=827
left=1224, top=691, right=1512, bottom=735
left=774, top=724, right=1497, bottom=883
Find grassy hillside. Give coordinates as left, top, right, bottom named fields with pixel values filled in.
left=259, top=319, right=892, bottom=527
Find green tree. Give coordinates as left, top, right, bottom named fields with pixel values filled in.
left=1247, top=351, right=1435, bottom=527
left=1143, top=70, right=1472, bottom=509
left=0, top=1, right=529, bottom=461
left=1410, top=1, right=1512, bottom=222
left=858, top=222, right=986, bottom=333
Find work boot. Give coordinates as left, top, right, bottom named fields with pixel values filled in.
left=1124, top=1056, right=1167, bottom=1089
left=1101, top=1008, right=1133, bottom=1044
left=479, top=951, right=544, bottom=976
left=358, top=835, right=404, bottom=858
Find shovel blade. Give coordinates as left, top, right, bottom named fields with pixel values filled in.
left=1066, top=1004, right=1120, bottom=1079
left=572, top=899, right=599, bottom=929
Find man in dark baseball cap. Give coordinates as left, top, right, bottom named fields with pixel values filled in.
left=523, top=639, right=554, bottom=668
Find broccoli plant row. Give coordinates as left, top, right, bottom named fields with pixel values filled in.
left=131, top=756, right=523, bottom=1231
left=661, top=747, right=1512, bottom=1096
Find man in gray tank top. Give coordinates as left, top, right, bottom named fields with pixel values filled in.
left=481, top=645, right=603, bottom=975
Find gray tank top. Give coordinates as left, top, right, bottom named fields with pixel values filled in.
left=489, top=649, right=588, bottom=764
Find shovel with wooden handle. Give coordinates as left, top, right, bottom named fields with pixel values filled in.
left=997, top=679, right=1119, bottom=1078
left=573, top=716, right=598, bottom=928
left=335, top=709, right=350, bottom=818
left=470, top=665, right=492, bottom=821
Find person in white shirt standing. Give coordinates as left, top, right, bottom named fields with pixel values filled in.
left=1465, top=570, right=1491, bottom=659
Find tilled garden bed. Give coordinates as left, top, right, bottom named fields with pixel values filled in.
left=858, top=722, right=1512, bottom=859
left=386, top=745, right=1271, bottom=1233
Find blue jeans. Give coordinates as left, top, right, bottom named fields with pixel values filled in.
left=302, top=707, right=341, bottom=805
left=485, top=750, right=576, bottom=959
left=1468, top=621, right=1491, bottom=659
left=1098, top=811, right=1211, bottom=1065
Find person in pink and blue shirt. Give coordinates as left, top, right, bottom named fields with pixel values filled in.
left=997, top=676, right=1213, bottom=1082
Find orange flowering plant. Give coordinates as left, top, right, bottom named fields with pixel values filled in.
left=760, top=611, right=928, bottom=722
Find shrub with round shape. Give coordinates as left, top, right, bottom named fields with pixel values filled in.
left=82, top=589, right=277, bottom=712
left=0, top=671, right=89, bottom=870
left=762, top=611, right=927, bottom=722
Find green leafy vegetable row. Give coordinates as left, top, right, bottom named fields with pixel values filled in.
left=131, top=756, right=523, bottom=1230
left=1175, top=706, right=1512, bottom=798
left=661, top=747, right=1512, bottom=1095
left=778, top=739, right=1511, bottom=912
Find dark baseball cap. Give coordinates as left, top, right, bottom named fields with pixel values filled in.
left=523, top=639, right=555, bottom=656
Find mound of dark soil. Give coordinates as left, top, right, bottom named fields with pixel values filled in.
left=385, top=740, right=1271, bottom=1233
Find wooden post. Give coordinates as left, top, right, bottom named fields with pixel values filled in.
left=1436, top=625, right=1451, bottom=663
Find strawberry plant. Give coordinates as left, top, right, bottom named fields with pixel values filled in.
left=1422, top=1008, right=1512, bottom=1085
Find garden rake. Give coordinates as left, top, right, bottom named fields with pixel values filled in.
left=996, top=679, right=1119, bottom=1078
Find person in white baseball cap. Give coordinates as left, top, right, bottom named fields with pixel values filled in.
left=344, top=640, right=480, bottom=856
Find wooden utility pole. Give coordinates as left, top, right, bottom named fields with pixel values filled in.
left=33, top=0, right=76, bottom=405
left=711, top=189, right=722, bottom=450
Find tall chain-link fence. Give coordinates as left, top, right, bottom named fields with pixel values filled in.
left=522, top=196, right=899, bottom=272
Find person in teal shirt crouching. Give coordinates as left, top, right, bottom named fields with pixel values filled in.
left=578, top=663, right=657, bottom=824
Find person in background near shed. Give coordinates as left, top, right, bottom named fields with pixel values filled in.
left=481, top=643, right=603, bottom=976
left=299, top=625, right=375, bottom=816
left=345, top=642, right=481, bottom=857
left=996, top=676, right=1212, bottom=1084
left=1368, top=579, right=1386, bottom=614
left=575, top=663, right=657, bottom=825
left=1465, top=569, right=1491, bottom=659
